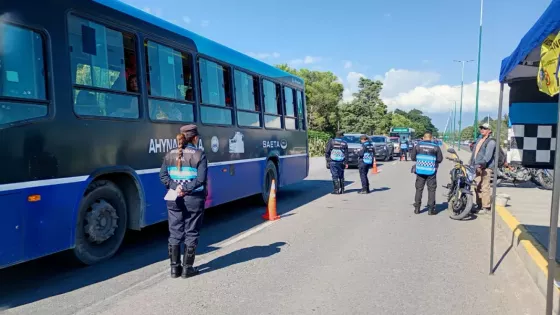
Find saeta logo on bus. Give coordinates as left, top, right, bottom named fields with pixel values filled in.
left=263, top=139, right=288, bottom=149
left=148, top=138, right=205, bottom=153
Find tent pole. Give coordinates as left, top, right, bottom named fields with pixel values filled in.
left=545, top=96, right=560, bottom=315
left=490, top=82, right=504, bottom=275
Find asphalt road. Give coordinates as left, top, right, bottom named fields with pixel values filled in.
left=0, top=156, right=545, bottom=315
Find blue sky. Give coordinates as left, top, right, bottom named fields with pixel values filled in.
left=122, top=0, right=552, bottom=130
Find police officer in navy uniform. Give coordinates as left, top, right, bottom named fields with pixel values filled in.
left=159, top=124, right=208, bottom=278
left=357, top=134, right=375, bottom=194
left=410, top=131, right=443, bottom=215
left=400, top=139, right=410, bottom=161
left=325, top=131, right=348, bottom=194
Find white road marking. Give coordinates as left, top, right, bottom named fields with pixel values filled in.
left=215, top=221, right=276, bottom=248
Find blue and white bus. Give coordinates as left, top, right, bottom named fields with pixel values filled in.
left=0, top=0, right=309, bottom=268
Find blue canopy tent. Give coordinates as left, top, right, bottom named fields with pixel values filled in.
left=496, top=1, right=560, bottom=313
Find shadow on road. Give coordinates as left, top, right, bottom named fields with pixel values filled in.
left=0, top=179, right=334, bottom=310
left=198, top=242, right=286, bottom=274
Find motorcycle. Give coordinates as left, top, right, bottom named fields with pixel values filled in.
left=444, top=148, right=476, bottom=220
left=497, top=165, right=553, bottom=190
left=536, top=169, right=554, bottom=190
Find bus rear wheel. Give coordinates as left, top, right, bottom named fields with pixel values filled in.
left=261, top=160, right=278, bottom=205
left=73, top=180, right=128, bottom=265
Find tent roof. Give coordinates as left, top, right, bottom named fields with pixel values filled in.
left=500, top=0, right=560, bottom=83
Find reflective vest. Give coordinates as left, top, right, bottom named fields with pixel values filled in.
left=415, top=141, right=438, bottom=176
left=400, top=142, right=408, bottom=149
left=330, top=138, right=346, bottom=162
left=361, top=141, right=375, bottom=165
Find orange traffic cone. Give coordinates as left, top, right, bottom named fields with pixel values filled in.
left=262, top=179, right=280, bottom=221
left=400, top=154, right=405, bottom=161
left=371, top=159, right=379, bottom=174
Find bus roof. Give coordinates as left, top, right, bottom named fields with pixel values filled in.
left=94, top=0, right=304, bottom=89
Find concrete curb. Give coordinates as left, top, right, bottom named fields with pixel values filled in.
left=444, top=142, right=559, bottom=311
left=494, top=205, right=559, bottom=299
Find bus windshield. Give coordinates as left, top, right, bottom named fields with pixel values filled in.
left=389, top=138, right=399, bottom=143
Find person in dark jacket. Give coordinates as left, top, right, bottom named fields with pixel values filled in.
left=410, top=131, right=443, bottom=215
left=159, top=124, right=208, bottom=278
left=357, top=134, right=375, bottom=194
left=325, top=131, right=348, bottom=194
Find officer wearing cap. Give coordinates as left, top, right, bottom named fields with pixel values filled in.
left=159, top=124, right=208, bottom=278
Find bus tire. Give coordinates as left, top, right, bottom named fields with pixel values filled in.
left=73, top=180, right=128, bottom=265
left=261, top=160, right=278, bottom=205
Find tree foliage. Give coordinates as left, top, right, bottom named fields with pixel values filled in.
left=393, top=109, right=438, bottom=138
left=276, top=64, right=343, bottom=134
left=339, top=77, right=391, bottom=134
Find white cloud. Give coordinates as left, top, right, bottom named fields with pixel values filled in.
left=343, top=60, right=352, bottom=69
left=378, top=69, right=509, bottom=113
left=201, top=20, right=210, bottom=27
left=342, top=71, right=366, bottom=102
left=248, top=52, right=281, bottom=60
left=339, top=68, right=508, bottom=115
left=379, top=68, right=440, bottom=98
left=182, top=16, right=191, bottom=24
left=289, top=56, right=322, bottom=66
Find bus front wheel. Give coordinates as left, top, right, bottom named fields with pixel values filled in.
left=261, top=160, right=278, bottom=205
left=73, top=180, right=128, bottom=265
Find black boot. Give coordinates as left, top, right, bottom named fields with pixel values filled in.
left=181, top=246, right=199, bottom=278
left=331, top=180, right=340, bottom=194
left=358, top=187, right=367, bottom=194
left=366, top=185, right=370, bottom=194
left=169, top=244, right=182, bottom=278
left=414, top=204, right=420, bottom=214
left=428, top=206, right=436, bottom=215
left=339, top=179, right=345, bottom=194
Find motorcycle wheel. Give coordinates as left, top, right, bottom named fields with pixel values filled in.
left=448, top=192, right=474, bottom=220
left=537, top=170, right=554, bottom=190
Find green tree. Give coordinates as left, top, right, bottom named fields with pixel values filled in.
left=391, top=113, right=413, bottom=129
left=461, top=126, right=474, bottom=140
left=276, top=64, right=343, bottom=133
left=339, top=77, right=390, bottom=134
left=392, top=109, right=438, bottom=138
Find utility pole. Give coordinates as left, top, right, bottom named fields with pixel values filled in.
left=453, top=102, right=457, bottom=148
left=454, top=59, right=474, bottom=150
left=473, top=0, right=484, bottom=141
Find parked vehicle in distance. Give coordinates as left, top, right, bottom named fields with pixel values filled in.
left=370, top=135, right=394, bottom=161
left=342, top=134, right=365, bottom=167
left=389, top=137, right=400, bottom=156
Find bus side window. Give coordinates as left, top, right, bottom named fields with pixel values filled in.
left=198, top=57, right=233, bottom=125
left=0, top=22, right=48, bottom=126
left=296, top=90, right=306, bottom=130
left=262, top=79, right=282, bottom=129
left=144, top=40, right=194, bottom=122
left=67, top=14, right=139, bottom=119
left=283, top=86, right=296, bottom=130
left=234, top=69, right=261, bottom=128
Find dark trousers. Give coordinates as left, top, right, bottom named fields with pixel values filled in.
left=167, top=195, right=206, bottom=247
left=414, top=174, right=437, bottom=208
left=401, top=149, right=409, bottom=160
left=358, top=163, right=370, bottom=189
left=330, top=162, right=345, bottom=180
